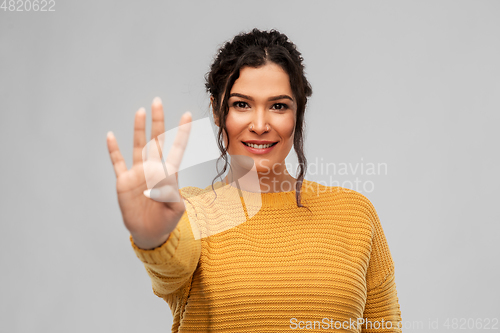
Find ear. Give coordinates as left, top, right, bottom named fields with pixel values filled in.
left=210, top=96, right=220, bottom=127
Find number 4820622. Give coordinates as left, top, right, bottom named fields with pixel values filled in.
left=1, top=0, right=55, bottom=11
left=443, top=318, right=499, bottom=330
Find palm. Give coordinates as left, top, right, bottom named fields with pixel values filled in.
left=107, top=97, right=192, bottom=249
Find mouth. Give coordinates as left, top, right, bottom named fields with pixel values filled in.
left=242, top=141, right=278, bottom=149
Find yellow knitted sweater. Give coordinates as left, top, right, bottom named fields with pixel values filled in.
left=129, top=179, right=402, bottom=332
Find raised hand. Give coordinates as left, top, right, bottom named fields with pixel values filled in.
left=106, top=97, right=192, bottom=249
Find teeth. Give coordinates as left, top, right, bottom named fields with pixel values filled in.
left=244, top=142, right=276, bottom=149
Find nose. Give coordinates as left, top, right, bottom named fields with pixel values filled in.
left=249, top=108, right=270, bottom=134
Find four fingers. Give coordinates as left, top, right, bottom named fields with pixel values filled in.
left=108, top=97, right=192, bottom=182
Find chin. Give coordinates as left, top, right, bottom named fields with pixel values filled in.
left=254, top=162, right=277, bottom=174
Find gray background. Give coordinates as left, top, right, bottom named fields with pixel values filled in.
left=1, top=1, right=499, bottom=332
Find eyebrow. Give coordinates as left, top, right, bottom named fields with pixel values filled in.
left=229, top=93, right=294, bottom=102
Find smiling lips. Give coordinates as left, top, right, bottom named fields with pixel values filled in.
left=242, top=140, right=278, bottom=149
left=241, top=140, right=278, bottom=154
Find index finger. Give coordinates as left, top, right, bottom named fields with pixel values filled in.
left=107, top=131, right=128, bottom=178
left=164, top=111, right=192, bottom=176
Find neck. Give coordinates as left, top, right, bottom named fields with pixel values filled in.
left=224, top=165, right=297, bottom=194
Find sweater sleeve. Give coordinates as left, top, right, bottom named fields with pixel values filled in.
left=129, top=210, right=201, bottom=299
left=361, top=197, right=403, bottom=333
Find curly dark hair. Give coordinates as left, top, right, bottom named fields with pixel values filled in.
left=205, top=28, right=313, bottom=207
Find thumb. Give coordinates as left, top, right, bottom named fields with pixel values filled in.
left=143, top=184, right=181, bottom=203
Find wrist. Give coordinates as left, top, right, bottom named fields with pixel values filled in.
left=132, top=232, right=171, bottom=250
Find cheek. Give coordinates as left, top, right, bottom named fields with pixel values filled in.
left=224, top=114, right=236, bottom=142
left=281, top=116, right=296, bottom=142
left=223, top=112, right=244, bottom=148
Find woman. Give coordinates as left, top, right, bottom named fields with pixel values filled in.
left=107, top=28, right=402, bottom=332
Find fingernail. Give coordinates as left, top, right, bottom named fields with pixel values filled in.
left=153, top=97, right=162, bottom=105
left=143, top=189, right=151, bottom=198
left=185, top=111, right=192, bottom=118
left=150, top=188, right=160, bottom=199
left=138, top=108, right=146, bottom=114
left=107, top=131, right=114, bottom=138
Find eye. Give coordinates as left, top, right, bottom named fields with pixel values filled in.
left=272, top=103, right=289, bottom=111
left=232, top=101, right=249, bottom=109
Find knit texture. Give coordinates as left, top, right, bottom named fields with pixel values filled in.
left=129, top=179, right=402, bottom=332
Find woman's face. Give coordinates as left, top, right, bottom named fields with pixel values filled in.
left=215, top=62, right=297, bottom=175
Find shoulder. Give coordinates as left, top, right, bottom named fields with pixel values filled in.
left=179, top=181, right=224, bottom=199
left=303, top=179, right=374, bottom=205
left=302, top=179, right=379, bottom=226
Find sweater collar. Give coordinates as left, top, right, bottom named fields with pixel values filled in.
left=206, top=178, right=316, bottom=208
